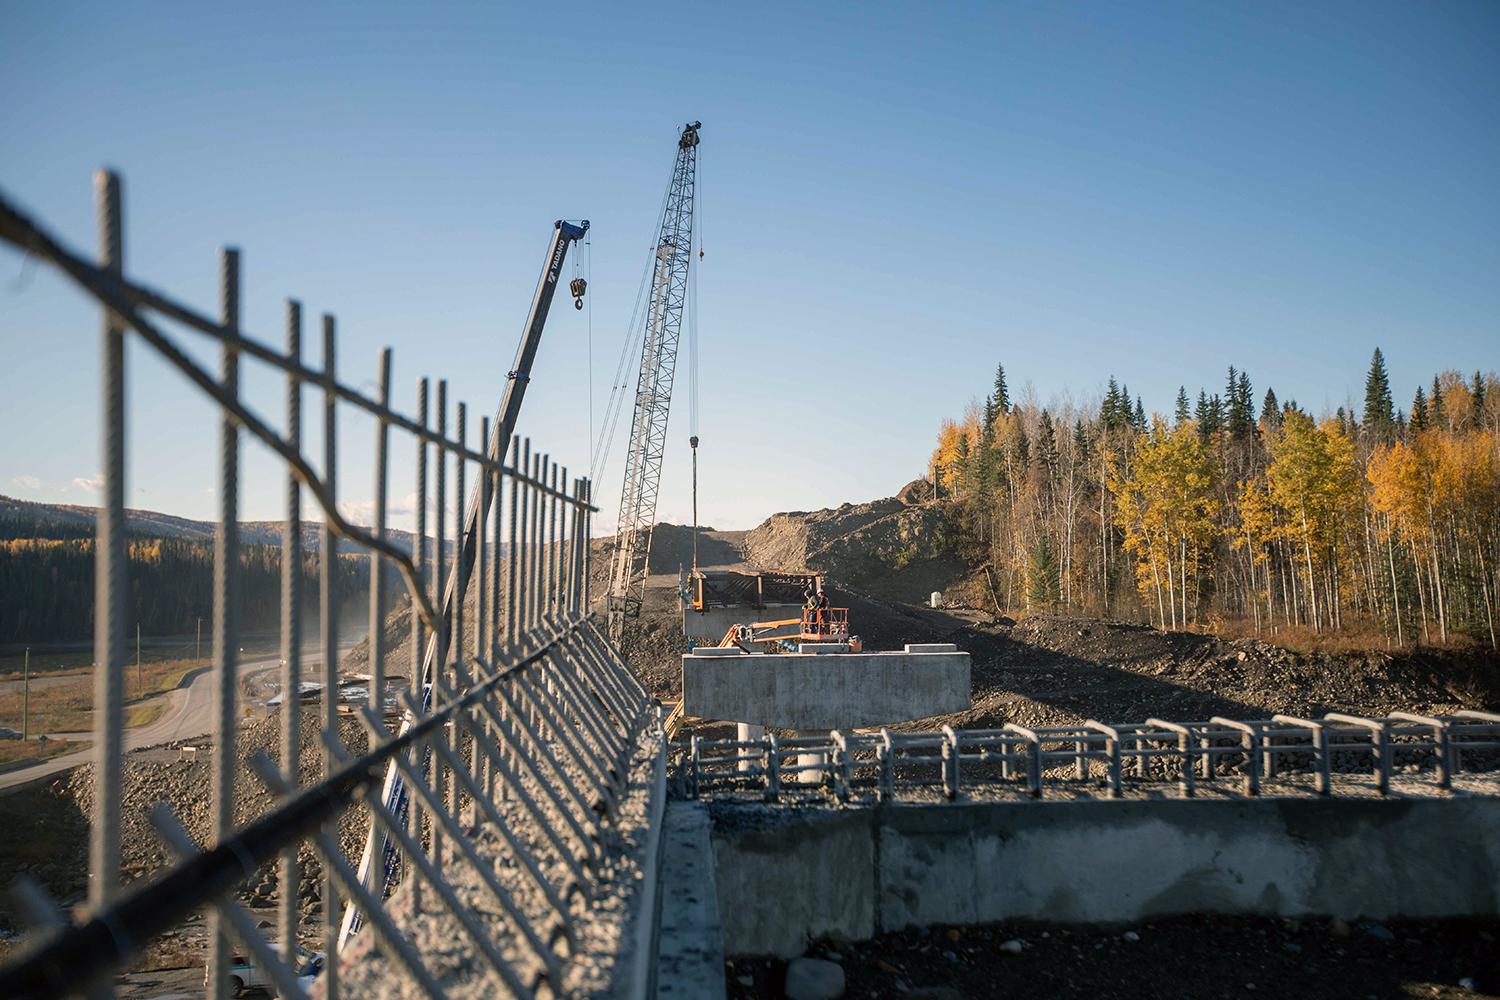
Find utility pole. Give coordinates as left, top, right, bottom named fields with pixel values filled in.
left=22, top=647, right=29, bottom=742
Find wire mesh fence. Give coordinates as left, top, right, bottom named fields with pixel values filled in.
left=0, top=171, right=653, bottom=999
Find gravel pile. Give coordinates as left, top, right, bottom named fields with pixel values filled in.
left=66, top=713, right=374, bottom=911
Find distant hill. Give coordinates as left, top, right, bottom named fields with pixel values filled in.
left=0, top=495, right=434, bottom=644
left=0, top=494, right=437, bottom=556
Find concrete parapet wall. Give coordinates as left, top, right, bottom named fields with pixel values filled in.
left=681, top=646, right=971, bottom=730
left=708, top=793, right=1500, bottom=958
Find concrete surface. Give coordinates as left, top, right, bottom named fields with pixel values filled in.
left=682, top=605, right=804, bottom=643
left=706, top=790, right=1500, bottom=957
left=681, top=644, right=970, bottom=730
left=655, top=803, right=727, bottom=999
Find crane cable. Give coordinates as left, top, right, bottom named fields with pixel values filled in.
left=590, top=142, right=678, bottom=490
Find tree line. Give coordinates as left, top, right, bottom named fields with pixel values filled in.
left=0, top=533, right=368, bottom=644
left=930, top=351, right=1499, bottom=647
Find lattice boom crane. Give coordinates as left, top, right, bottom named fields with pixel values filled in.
left=607, top=121, right=700, bottom=641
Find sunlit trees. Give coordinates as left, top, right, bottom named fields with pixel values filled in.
left=925, top=355, right=1498, bottom=648
left=1109, top=418, right=1219, bottom=629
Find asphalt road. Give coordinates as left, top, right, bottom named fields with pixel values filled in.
left=0, top=650, right=341, bottom=791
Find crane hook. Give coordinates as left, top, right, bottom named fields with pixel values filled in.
left=569, top=276, right=587, bottom=310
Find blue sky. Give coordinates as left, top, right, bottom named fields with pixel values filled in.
left=2, top=2, right=1496, bottom=533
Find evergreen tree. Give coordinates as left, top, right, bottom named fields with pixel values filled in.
left=993, top=364, right=1011, bottom=415
left=1363, top=347, right=1394, bottom=438
left=1411, top=386, right=1429, bottom=431
left=1133, top=396, right=1147, bottom=432
left=1026, top=535, right=1060, bottom=611
left=1234, top=371, right=1255, bottom=438
left=1036, top=410, right=1058, bottom=473
left=1073, top=419, right=1090, bottom=463
left=1261, top=388, right=1280, bottom=427
left=1225, top=366, right=1250, bottom=438
left=1431, top=376, right=1446, bottom=429
left=1472, top=371, right=1487, bottom=428
left=1103, top=377, right=1131, bottom=431
left=1174, top=386, right=1191, bottom=426
left=1195, top=391, right=1223, bottom=441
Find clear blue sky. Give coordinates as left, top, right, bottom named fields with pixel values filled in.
left=2, top=2, right=1497, bottom=533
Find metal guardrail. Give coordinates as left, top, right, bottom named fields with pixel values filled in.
left=0, top=172, right=651, bottom=999
left=675, top=710, right=1500, bottom=803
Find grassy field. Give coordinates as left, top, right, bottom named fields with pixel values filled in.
left=0, top=656, right=204, bottom=738
left=0, top=736, right=86, bottom=770
left=0, top=630, right=287, bottom=679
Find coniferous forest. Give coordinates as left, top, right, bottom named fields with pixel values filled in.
left=930, top=351, right=1499, bottom=648
left=0, top=525, right=367, bottom=644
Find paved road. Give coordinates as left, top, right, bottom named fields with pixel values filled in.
left=0, top=650, right=341, bottom=792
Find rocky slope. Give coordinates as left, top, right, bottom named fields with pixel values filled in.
left=742, top=480, right=962, bottom=604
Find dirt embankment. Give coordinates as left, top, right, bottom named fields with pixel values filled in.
left=742, top=481, right=962, bottom=605
left=935, top=614, right=1500, bottom=733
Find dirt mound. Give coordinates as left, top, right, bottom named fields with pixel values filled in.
left=895, top=477, right=936, bottom=506
left=742, top=493, right=964, bottom=604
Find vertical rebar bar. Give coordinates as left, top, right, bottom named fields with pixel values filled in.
left=522, top=440, right=534, bottom=641
left=450, top=402, right=466, bottom=818
left=453, top=402, right=467, bottom=672
left=474, top=417, right=490, bottom=783
left=530, top=451, right=543, bottom=633
left=410, top=376, right=429, bottom=910
left=90, top=168, right=126, bottom=910
left=209, top=245, right=241, bottom=1000
left=507, top=437, right=522, bottom=647
left=431, top=380, right=447, bottom=870
left=370, top=348, right=392, bottom=731
left=546, top=458, right=558, bottom=617
left=279, top=299, right=303, bottom=955
left=320, top=314, right=340, bottom=1000
left=582, top=478, right=593, bottom=611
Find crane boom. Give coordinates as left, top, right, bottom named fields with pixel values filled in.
left=607, top=121, right=700, bottom=641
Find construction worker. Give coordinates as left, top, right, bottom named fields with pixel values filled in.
left=815, top=588, right=830, bottom=632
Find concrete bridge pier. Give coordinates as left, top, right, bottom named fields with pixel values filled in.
left=736, top=722, right=765, bottom=774
left=794, top=731, right=829, bottom=785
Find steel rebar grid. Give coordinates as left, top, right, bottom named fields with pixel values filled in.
left=0, top=170, right=636, bottom=1000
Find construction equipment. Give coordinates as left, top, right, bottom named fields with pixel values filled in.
left=607, top=121, right=701, bottom=641
left=717, top=607, right=860, bottom=649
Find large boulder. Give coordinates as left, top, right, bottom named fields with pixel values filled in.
left=784, top=957, right=846, bottom=1000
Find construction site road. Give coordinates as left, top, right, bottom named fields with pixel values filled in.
left=0, top=649, right=346, bottom=793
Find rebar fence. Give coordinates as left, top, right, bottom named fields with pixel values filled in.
left=674, top=710, right=1500, bottom=804
left=0, top=172, right=656, bottom=999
